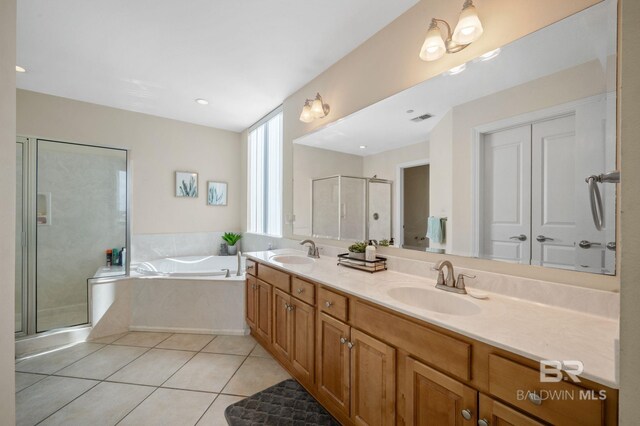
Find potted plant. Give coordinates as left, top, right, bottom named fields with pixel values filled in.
left=222, top=232, right=242, bottom=255
left=348, top=242, right=367, bottom=260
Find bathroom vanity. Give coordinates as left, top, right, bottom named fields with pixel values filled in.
left=244, top=251, right=618, bottom=426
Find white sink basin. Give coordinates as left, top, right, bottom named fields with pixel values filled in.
left=270, top=255, right=315, bottom=265
left=387, top=287, right=481, bottom=316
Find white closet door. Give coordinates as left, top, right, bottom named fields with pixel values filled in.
left=531, top=114, right=576, bottom=269
left=481, top=125, right=532, bottom=263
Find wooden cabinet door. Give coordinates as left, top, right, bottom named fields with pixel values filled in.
left=479, top=394, right=544, bottom=426
left=405, top=357, right=478, bottom=426
left=255, top=279, right=272, bottom=342
left=272, top=288, right=292, bottom=361
left=291, top=297, right=315, bottom=384
left=246, top=275, right=257, bottom=329
left=350, top=329, right=396, bottom=426
left=317, top=312, right=351, bottom=416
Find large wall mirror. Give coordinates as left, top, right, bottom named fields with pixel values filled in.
left=292, top=0, right=618, bottom=275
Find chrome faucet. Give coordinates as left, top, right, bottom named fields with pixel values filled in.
left=236, top=251, right=242, bottom=276
left=432, top=260, right=475, bottom=294
left=300, top=239, right=320, bottom=258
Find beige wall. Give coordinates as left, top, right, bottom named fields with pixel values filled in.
left=619, top=0, right=640, bottom=422
left=0, top=0, right=16, bottom=421
left=17, top=90, right=242, bottom=236
left=280, top=0, right=624, bottom=290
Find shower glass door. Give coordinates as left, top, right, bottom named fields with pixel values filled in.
left=35, top=140, right=128, bottom=332
left=16, top=139, right=27, bottom=335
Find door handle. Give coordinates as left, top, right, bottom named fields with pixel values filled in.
left=578, top=240, right=602, bottom=249
left=509, top=234, right=527, bottom=241
left=536, top=235, right=554, bottom=242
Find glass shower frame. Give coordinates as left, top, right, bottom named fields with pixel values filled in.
left=16, top=136, right=131, bottom=338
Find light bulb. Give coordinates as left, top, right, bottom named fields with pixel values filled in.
left=299, top=102, right=314, bottom=123
left=419, top=25, right=446, bottom=61
left=311, top=95, right=325, bottom=118
left=446, top=63, right=467, bottom=75
left=452, top=2, right=483, bottom=45
left=477, top=48, right=501, bottom=62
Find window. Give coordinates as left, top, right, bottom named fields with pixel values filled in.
left=248, top=108, right=283, bottom=236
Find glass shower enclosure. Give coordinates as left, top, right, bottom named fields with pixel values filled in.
left=15, top=137, right=128, bottom=336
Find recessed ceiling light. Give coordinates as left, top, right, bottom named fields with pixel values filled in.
left=195, top=98, right=209, bottom=105
left=406, top=109, right=414, bottom=114
left=359, top=145, right=367, bottom=149
left=15, top=66, right=26, bottom=73
left=477, top=48, right=501, bottom=62
left=446, top=63, right=467, bottom=76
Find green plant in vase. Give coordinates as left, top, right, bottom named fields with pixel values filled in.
left=222, top=232, right=242, bottom=255
left=348, top=241, right=367, bottom=260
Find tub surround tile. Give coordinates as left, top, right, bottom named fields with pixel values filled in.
left=222, top=356, right=290, bottom=396
left=112, top=331, right=172, bottom=347
left=197, top=394, right=245, bottom=426
left=15, top=372, right=47, bottom=393
left=119, top=388, right=216, bottom=426
left=55, top=344, right=148, bottom=380
left=39, top=382, right=154, bottom=426
left=156, top=333, right=215, bottom=352
left=202, top=335, right=257, bottom=356
left=163, top=353, right=245, bottom=393
left=16, top=376, right=99, bottom=426
left=15, top=342, right=105, bottom=375
left=107, top=348, right=194, bottom=386
left=246, top=249, right=620, bottom=388
left=132, top=232, right=229, bottom=262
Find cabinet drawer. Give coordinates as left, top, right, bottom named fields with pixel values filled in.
left=292, top=277, right=315, bottom=305
left=352, top=299, right=471, bottom=381
left=246, top=259, right=257, bottom=276
left=318, top=287, right=348, bottom=322
left=258, top=264, right=290, bottom=293
left=489, top=355, right=604, bottom=426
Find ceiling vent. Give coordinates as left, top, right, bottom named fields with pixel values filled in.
left=411, top=113, right=433, bottom=122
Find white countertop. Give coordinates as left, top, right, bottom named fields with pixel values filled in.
left=245, top=249, right=619, bottom=388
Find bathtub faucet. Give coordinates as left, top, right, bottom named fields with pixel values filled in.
left=237, top=251, right=243, bottom=276
left=300, top=239, right=320, bottom=259
left=222, top=269, right=231, bottom=278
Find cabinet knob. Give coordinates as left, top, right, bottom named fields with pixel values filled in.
left=297, top=288, right=304, bottom=294
left=478, top=419, right=489, bottom=426
left=347, top=341, right=354, bottom=349
left=251, top=284, right=257, bottom=289
left=461, top=409, right=472, bottom=421
left=528, top=391, right=543, bottom=406
left=340, top=337, right=347, bottom=344
left=247, top=265, right=254, bottom=269
left=325, top=301, right=333, bottom=308
left=286, top=304, right=294, bottom=312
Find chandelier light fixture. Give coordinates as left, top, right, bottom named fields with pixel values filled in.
left=299, top=93, right=330, bottom=123
left=419, top=0, right=484, bottom=62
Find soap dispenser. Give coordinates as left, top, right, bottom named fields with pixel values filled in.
left=366, top=240, right=377, bottom=261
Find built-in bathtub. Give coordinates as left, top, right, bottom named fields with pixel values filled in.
left=90, top=255, right=248, bottom=340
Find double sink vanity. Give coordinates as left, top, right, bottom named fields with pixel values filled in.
left=244, top=248, right=618, bottom=426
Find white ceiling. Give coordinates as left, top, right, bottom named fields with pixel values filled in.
left=16, top=0, right=418, bottom=132
left=295, top=0, right=616, bottom=156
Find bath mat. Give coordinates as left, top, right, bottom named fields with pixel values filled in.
left=224, top=379, right=340, bottom=425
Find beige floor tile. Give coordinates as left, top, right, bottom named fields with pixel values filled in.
left=55, top=344, right=148, bottom=380
left=119, top=388, right=216, bottom=426
left=197, top=394, right=245, bottom=426
left=202, top=335, right=256, bottom=356
left=107, top=348, right=194, bottom=386
left=40, top=382, right=154, bottom=426
left=112, top=331, right=172, bottom=347
left=222, top=356, right=290, bottom=396
left=15, top=343, right=105, bottom=375
left=156, top=333, right=215, bottom=351
left=15, top=372, right=47, bottom=392
left=249, top=343, right=273, bottom=359
left=88, top=332, right=128, bottom=344
left=163, top=353, right=245, bottom=393
left=16, top=376, right=98, bottom=426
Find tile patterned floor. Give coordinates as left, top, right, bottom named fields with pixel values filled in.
left=15, top=332, right=291, bottom=426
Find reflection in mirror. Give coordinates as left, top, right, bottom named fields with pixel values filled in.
left=293, top=0, right=617, bottom=275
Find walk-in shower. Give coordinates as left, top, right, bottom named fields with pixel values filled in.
left=15, top=137, right=129, bottom=337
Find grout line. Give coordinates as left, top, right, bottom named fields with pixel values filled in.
left=34, top=377, right=101, bottom=425
left=114, top=386, right=161, bottom=426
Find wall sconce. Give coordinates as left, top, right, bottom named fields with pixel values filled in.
left=419, top=0, right=484, bottom=62
left=299, top=93, right=330, bottom=123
